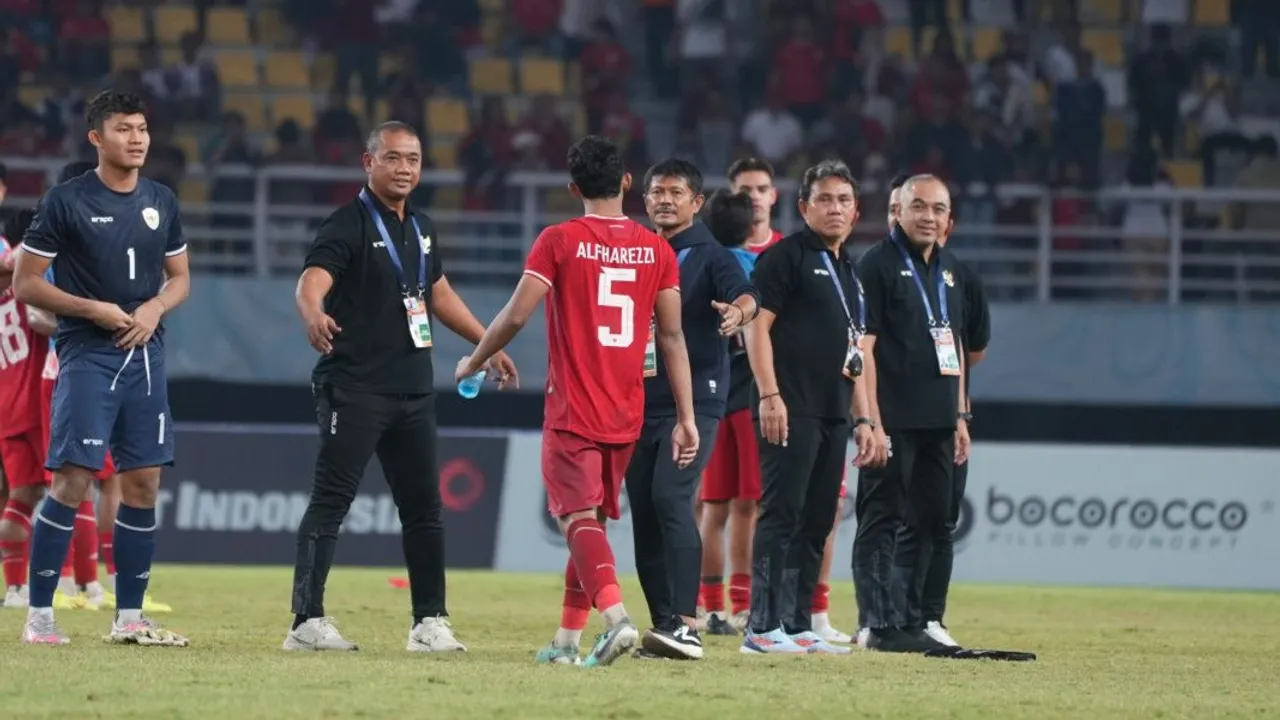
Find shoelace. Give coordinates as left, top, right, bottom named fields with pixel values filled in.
left=31, top=616, right=64, bottom=638
left=314, top=617, right=342, bottom=638
left=419, top=617, right=455, bottom=643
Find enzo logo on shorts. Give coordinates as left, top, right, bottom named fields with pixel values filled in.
left=81, top=438, right=105, bottom=446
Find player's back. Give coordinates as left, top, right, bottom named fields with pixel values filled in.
left=0, top=238, right=48, bottom=437
left=527, top=215, right=679, bottom=445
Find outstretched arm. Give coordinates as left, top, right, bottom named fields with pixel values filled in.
left=458, top=274, right=549, bottom=377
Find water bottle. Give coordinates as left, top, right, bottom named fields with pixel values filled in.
left=457, top=369, right=486, bottom=399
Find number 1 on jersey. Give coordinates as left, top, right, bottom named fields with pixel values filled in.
left=127, top=247, right=136, bottom=281
left=597, top=267, right=636, bottom=347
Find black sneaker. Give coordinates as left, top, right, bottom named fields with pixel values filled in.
left=705, top=613, right=738, bottom=636
left=632, top=648, right=667, bottom=660
left=642, top=621, right=704, bottom=660
left=865, top=627, right=946, bottom=654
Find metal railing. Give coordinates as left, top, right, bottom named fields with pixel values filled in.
left=5, top=156, right=1280, bottom=304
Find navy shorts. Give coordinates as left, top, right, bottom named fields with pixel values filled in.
left=46, top=344, right=175, bottom=473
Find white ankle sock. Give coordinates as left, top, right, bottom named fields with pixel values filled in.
left=600, top=603, right=627, bottom=627
left=553, top=628, right=583, bottom=647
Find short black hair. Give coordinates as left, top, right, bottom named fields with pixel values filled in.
left=799, top=159, right=859, bottom=203
left=366, top=121, right=419, bottom=153
left=726, top=157, right=774, bottom=183
left=3, top=209, right=36, bottom=244
left=58, top=160, right=96, bottom=184
left=705, top=190, right=755, bottom=248
left=567, top=135, right=626, bottom=200
left=85, top=90, right=148, bottom=132
left=643, top=158, right=704, bottom=195
left=889, top=173, right=911, bottom=191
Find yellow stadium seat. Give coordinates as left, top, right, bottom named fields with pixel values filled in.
left=433, top=186, right=462, bottom=209
left=311, top=54, right=337, bottom=91
left=1082, top=29, right=1124, bottom=67
left=1032, top=80, right=1050, bottom=107
left=264, top=51, right=309, bottom=89
left=206, top=7, right=251, bottom=45
left=886, top=27, right=913, bottom=60
left=565, top=61, right=581, bottom=97
left=971, top=27, right=1002, bottom=62
left=222, top=93, right=268, bottom=132
left=378, top=54, right=405, bottom=77
left=520, top=58, right=565, bottom=95
left=271, top=94, right=316, bottom=127
left=1193, top=0, right=1229, bottom=26
left=254, top=8, right=291, bottom=46
left=18, top=86, right=46, bottom=108
left=179, top=178, right=208, bottom=204
left=106, top=6, right=146, bottom=44
left=947, top=0, right=964, bottom=21
left=154, top=6, right=199, bottom=44
left=111, top=44, right=140, bottom=71
left=1083, top=0, right=1123, bottom=22
left=481, top=16, right=504, bottom=47
left=1166, top=160, right=1203, bottom=187
left=1104, top=112, right=1129, bottom=151
left=344, top=95, right=388, bottom=120
left=427, top=98, right=470, bottom=136
left=469, top=57, right=513, bottom=95
left=1185, top=123, right=1201, bottom=153
left=215, top=51, right=259, bottom=89
left=430, top=142, right=458, bottom=170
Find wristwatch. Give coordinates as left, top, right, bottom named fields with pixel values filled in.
left=853, top=416, right=877, bottom=429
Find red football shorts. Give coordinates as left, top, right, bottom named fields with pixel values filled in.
left=39, top=378, right=114, bottom=483
left=542, top=429, right=635, bottom=520
left=701, top=409, right=762, bottom=502
left=0, top=426, right=47, bottom=489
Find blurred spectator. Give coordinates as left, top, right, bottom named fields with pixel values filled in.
left=58, top=0, right=110, bottom=83
left=507, top=0, right=563, bottom=57
left=35, top=70, right=85, bottom=147
left=907, top=0, right=949, bottom=56
left=265, top=120, right=319, bottom=215
left=675, top=0, right=728, bottom=92
left=955, top=110, right=1011, bottom=229
left=599, top=91, right=649, bottom=174
left=138, top=43, right=170, bottom=107
left=413, top=6, right=467, bottom=96
left=773, top=17, right=826, bottom=127
left=1050, top=160, right=1095, bottom=299
left=1236, top=0, right=1279, bottom=79
left=511, top=128, right=549, bottom=171
left=0, top=103, right=48, bottom=198
left=642, top=0, right=678, bottom=98
left=903, top=94, right=967, bottom=170
left=313, top=90, right=364, bottom=157
left=1042, top=22, right=1083, bottom=86
left=809, top=90, right=884, bottom=172
left=557, top=0, right=621, bottom=59
left=580, top=19, right=630, bottom=133
left=327, top=0, right=380, bottom=119
left=740, top=83, right=803, bottom=167
left=515, top=94, right=571, bottom=170
left=426, top=0, right=482, bottom=53
left=973, top=56, right=1035, bottom=151
left=1053, top=50, right=1104, bottom=186
left=694, top=90, right=735, bottom=173
left=1119, top=150, right=1172, bottom=301
left=1233, top=136, right=1280, bottom=232
left=1127, top=25, right=1189, bottom=158
left=1180, top=69, right=1251, bottom=187
left=205, top=111, right=258, bottom=232
left=910, top=33, right=968, bottom=119
left=832, top=0, right=886, bottom=94
left=142, top=120, right=187, bottom=192
left=382, top=48, right=429, bottom=134
left=168, top=32, right=222, bottom=122
left=458, top=97, right=513, bottom=215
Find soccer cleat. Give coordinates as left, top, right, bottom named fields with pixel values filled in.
left=812, top=613, right=853, bottom=644
left=855, top=627, right=870, bottom=648
left=789, top=630, right=853, bottom=655
left=78, top=584, right=109, bottom=611
left=105, top=616, right=189, bottom=647
left=3, top=586, right=28, bottom=608
left=52, top=590, right=77, bottom=610
left=642, top=622, right=704, bottom=660
left=583, top=618, right=639, bottom=668
left=729, top=610, right=750, bottom=632
left=740, top=628, right=810, bottom=655
left=22, top=613, right=70, bottom=645
left=407, top=616, right=467, bottom=652
left=632, top=648, right=667, bottom=660
left=925, top=621, right=959, bottom=647
left=865, top=627, right=945, bottom=653
left=705, top=612, right=738, bottom=636
left=283, top=617, right=359, bottom=651
left=142, top=594, right=172, bottom=613
left=534, top=642, right=581, bottom=665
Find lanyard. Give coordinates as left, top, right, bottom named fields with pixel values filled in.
left=819, top=252, right=865, bottom=331
left=891, top=238, right=949, bottom=327
left=359, top=188, right=428, bottom=297
left=676, top=247, right=692, bottom=265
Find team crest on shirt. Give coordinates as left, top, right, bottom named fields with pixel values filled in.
left=420, top=234, right=432, bottom=254
left=942, top=270, right=955, bottom=288
left=142, top=207, right=160, bottom=230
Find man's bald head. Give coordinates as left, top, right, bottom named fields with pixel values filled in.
left=897, top=175, right=953, bottom=246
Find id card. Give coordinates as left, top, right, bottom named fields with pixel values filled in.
left=931, top=327, right=960, bottom=376
left=404, top=297, right=433, bottom=348
left=842, top=330, right=863, bottom=380
left=643, top=316, right=657, bottom=377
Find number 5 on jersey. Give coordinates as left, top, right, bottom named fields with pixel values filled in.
left=596, top=267, right=657, bottom=377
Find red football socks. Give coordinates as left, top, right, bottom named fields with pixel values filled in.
left=72, top=501, right=98, bottom=585
left=560, top=558, right=590, bottom=630
left=812, top=582, right=831, bottom=614
left=565, top=518, right=622, bottom=612
left=700, top=576, right=725, bottom=613
left=729, top=573, right=751, bottom=615
left=98, top=529, right=115, bottom=576
left=1, top=500, right=33, bottom=587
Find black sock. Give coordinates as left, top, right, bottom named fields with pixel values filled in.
left=413, top=616, right=425, bottom=627
left=293, top=614, right=310, bottom=630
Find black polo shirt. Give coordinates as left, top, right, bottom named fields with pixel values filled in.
left=304, top=187, right=444, bottom=395
left=858, top=226, right=967, bottom=430
left=753, top=227, right=866, bottom=421
left=956, top=259, right=991, bottom=401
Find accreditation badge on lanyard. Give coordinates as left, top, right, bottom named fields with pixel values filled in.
left=360, top=189, right=432, bottom=348
left=645, top=247, right=693, bottom=378
left=893, top=240, right=960, bottom=376
left=820, top=253, right=866, bottom=380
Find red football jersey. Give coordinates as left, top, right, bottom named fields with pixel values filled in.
left=746, top=229, right=783, bottom=255
left=0, top=239, right=47, bottom=437
left=524, top=215, right=680, bottom=444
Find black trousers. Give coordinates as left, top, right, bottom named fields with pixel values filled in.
left=292, top=385, right=446, bottom=620
left=627, top=415, right=719, bottom=628
left=748, top=417, right=848, bottom=635
left=915, top=458, right=968, bottom=624
left=853, top=428, right=953, bottom=630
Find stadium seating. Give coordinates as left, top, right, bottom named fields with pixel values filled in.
left=1083, top=29, right=1125, bottom=67
left=153, top=6, right=199, bottom=45
left=470, top=58, right=514, bottom=95
left=1166, top=160, right=1203, bottom=187
left=264, top=51, right=309, bottom=90
left=222, top=93, right=269, bottom=132
left=214, top=51, right=260, bottom=90
left=206, top=8, right=251, bottom=46
left=1192, top=0, right=1229, bottom=26
left=427, top=99, right=470, bottom=136
left=270, top=95, right=316, bottom=128
left=520, top=58, right=565, bottom=96
left=106, top=5, right=147, bottom=45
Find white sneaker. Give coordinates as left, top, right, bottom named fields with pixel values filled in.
left=855, top=627, right=870, bottom=648
left=407, top=616, right=466, bottom=652
left=283, top=617, right=359, bottom=651
left=22, top=610, right=70, bottom=645
left=4, top=586, right=29, bottom=608
left=925, top=621, right=959, bottom=647
left=729, top=610, right=749, bottom=633
left=812, top=612, right=853, bottom=644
